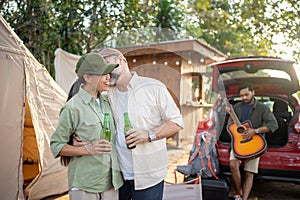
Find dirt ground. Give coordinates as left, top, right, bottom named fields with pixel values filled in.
left=166, top=139, right=300, bottom=200
left=46, top=138, right=300, bottom=200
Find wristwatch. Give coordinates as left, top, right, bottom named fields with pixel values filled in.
left=255, top=129, right=259, bottom=134
left=148, top=130, right=156, bottom=142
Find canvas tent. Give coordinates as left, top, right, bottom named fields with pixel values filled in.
left=54, top=48, right=79, bottom=94
left=0, top=15, right=68, bottom=199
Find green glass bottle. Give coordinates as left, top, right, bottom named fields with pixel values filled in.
left=124, top=112, right=136, bottom=149
left=102, top=113, right=111, bottom=141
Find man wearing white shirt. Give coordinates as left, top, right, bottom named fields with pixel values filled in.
left=97, top=48, right=184, bottom=200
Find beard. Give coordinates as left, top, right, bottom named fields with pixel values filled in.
left=109, top=71, right=121, bottom=86
left=242, top=96, right=254, bottom=104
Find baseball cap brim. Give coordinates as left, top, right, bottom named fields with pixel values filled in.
left=100, top=63, right=119, bottom=75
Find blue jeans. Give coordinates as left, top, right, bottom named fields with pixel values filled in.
left=119, top=180, right=164, bottom=200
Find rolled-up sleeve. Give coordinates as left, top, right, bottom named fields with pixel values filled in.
left=158, top=86, right=184, bottom=129
left=263, top=107, right=278, bottom=133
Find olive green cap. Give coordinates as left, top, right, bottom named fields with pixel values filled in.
left=75, top=52, right=118, bottom=77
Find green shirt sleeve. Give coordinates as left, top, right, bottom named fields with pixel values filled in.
left=50, top=105, right=74, bottom=158
left=262, top=104, right=278, bottom=133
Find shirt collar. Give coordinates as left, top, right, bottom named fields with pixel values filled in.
left=78, top=87, right=96, bottom=104
left=100, top=92, right=109, bottom=102
left=252, top=98, right=258, bottom=109
left=128, top=71, right=139, bottom=89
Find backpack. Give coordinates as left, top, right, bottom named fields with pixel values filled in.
left=177, top=131, right=219, bottom=179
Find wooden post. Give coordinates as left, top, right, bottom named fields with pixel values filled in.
left=58, top=35, right=61, bottom=48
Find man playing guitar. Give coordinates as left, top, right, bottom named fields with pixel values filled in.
left=225, top=82, right=278, bottom=200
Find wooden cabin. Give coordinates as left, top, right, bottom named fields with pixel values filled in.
left=116, top=39, right=227, bottom=143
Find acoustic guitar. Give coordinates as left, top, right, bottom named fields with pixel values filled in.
left=222, top=94, right=267, bottom=159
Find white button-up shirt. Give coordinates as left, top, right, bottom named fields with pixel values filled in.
left=108, top=72, right=184, bottom=190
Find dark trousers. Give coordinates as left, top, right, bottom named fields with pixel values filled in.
left=119, top=180, right=164, bottom=200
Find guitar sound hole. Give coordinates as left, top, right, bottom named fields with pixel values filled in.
left=237, top=127, right=245, bottom=133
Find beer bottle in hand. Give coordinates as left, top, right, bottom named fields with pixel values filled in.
left=103, top=113, right=111, bottom=141
left=124, top=112, right=136, bottom=149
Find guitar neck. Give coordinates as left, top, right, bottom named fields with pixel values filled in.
left=228, top=104, right=242, bottom=127
left=223, top=98, right=242, bottom=127
left=220, top=92, right=242, bottom=126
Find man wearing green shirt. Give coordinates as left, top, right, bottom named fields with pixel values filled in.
left=227, top=82, right=278, bottom=200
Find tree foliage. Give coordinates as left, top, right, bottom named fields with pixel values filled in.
left=185, top=0, right=299, bottom=62
left=0, top=0, right=144, bottom=75
left=100, top=0, right=186, bottom=48
left=0, top=0, right=299, bottom=77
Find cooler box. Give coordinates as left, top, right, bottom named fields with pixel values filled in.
left=163, top=184, right=202, bottom=200
left=202, top=178, right=230, bottom=200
